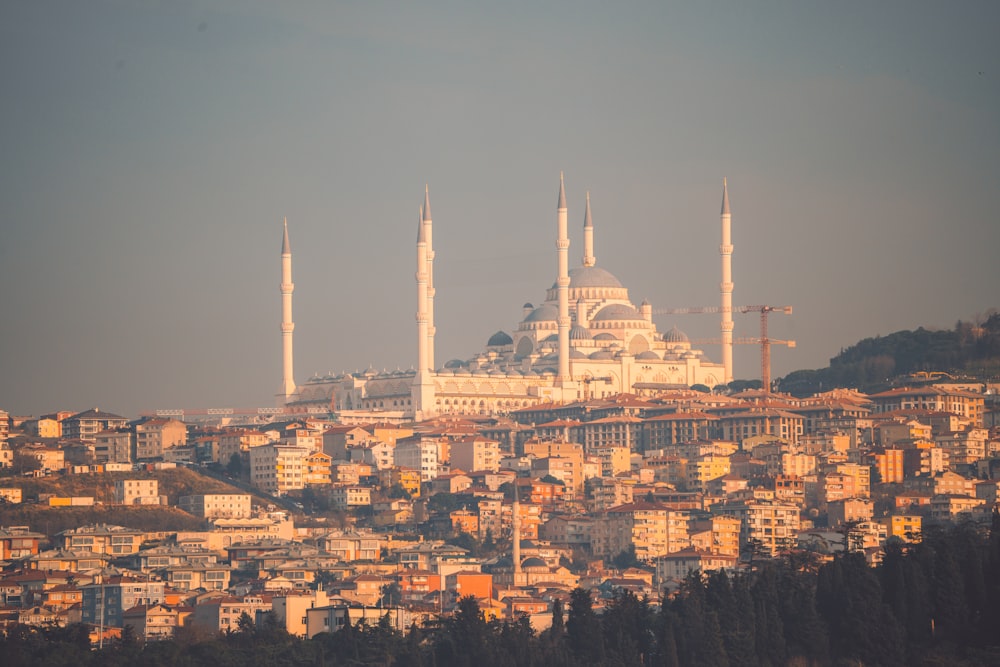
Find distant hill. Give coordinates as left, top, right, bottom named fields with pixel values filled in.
left=778, top=310, right=1000, bottom=396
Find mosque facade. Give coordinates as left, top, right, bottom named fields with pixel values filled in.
left=283, top=176, right=732, bottom=420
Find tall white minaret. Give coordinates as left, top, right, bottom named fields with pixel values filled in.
left=416, top=208, right=430, bottom=374
left=720, top=178, right=734, bottom=384
left=423, top=186, right=436, bottom=371
left=412, top=205, right=436, bottom=420
left=556, top=173, right=571, bottom=384
left=582, top=190, right=595, bottom=267
left=279, top=217, right=297, bottom=403
left=512, top=482, right=523, bottom=584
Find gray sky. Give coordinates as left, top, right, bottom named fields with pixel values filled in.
left=1, top=1, right=998, bottom=418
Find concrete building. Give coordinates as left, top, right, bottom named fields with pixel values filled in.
left=114, top=479, right=160, bottom=505
left=178, top=493, right=252, bottom=519
left=249, top=443, right=310, bottom=495
left=135, top=418, right=187, bottom=460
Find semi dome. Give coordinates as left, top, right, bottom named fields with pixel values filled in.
left=593, top=303, right=642, bottom=321
left=569, top=325, right=592, bottom=340
left=636, top=350, right=661, bottom=360
left=570, top=349, right=587, bottom=359
left=487, top=330, right=514, bottom=347
left=589, top=350, right=614, bottom=360
left=594, top=333, right=619, bottom=341
left=524, top=304, right=558, bottom=322
left=662, top=326, right=690, bottom=343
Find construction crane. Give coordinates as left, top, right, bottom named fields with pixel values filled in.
left=653, top=305, right=794, bottom=391
left=580, top=375, right=614, bottom=401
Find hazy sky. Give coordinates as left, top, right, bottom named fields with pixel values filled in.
left=2, top=1, right=998, bottom=418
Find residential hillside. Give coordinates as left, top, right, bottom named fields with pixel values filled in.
left=780, top=310, right=1000, bottom=396
left=0, top=468, right=269, bottom=534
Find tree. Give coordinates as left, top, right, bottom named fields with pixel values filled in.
left=567, top=588, right=604, bottom=664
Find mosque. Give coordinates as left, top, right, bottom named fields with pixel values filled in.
left=280, top=175, right=735, bottom=420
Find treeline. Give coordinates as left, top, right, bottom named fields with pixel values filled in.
left=4, top=521, right=1000, bottom=666
left=780, top=311, right=1000, bottom=395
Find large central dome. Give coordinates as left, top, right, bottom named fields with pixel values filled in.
left=550, top=266, right=623, bottom=290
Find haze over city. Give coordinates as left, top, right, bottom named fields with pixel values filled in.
left=2, top=1, right=998, bottom=417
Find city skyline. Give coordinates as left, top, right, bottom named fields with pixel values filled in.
left=2, top=2, right=998, bottom=417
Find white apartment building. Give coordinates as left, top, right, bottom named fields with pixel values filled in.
left=394, top=437, right=445, bottom=481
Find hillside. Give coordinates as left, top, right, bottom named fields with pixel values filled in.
left=779, top=310, right=1000, bottom=396
left=0, top=467, right=271, bottom=536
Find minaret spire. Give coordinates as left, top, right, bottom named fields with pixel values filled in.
left=556, top=172, right=571, bottom=384
left=278, top=217, right=296, bottom=403
left=423, top=185, right=436, bottom=371
left=720, top=178, right=734, bottom=384
left=412, top=201, right=436, bottom=420
left=512, top=481, right=523, bottom=583
left=582, top=190, right=595, bottom=267
left=416, top=207, right=429, bottom=374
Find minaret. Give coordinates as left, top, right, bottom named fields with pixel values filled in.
left=720, top=178, right=735, bottom=384
left=512, top=482, right=523, bottom=584
left=423, top=186, right=436, bottom=371
left=582, top=190, right=595, bottom=267
left=416, top=208, right=430, bottom=373
left=412, top=205, right=436, bottom=420
left=279, top=217, right=297, bottom=403
left=556, top=173, right=571, bottom=384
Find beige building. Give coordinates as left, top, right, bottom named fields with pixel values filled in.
left=178, top=493, right=252, bottom=519
left=94, top=430, right=133, bottom=463
left=869, top=386, right=985, bottom=426
left=450, top=436, right=501, bottom=473
left=62, top=408, right=129, bottom=442
left=716, top=500, right=801, bottom=556
left=115, top=478, right=160, bottom=505
left=59, top=524, right=145, bottom=556
left=135, top=418, right=187, bottom=460
left=591, top=501, right=689, bottom=562
left=249, top=443, right=310, bottom=495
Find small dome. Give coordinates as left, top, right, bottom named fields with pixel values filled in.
left=662, top=326, right=690, bottom=343
left=594, top=333, right=618, bottom=341
left=539, top=352, right=559, bottom=362
left=636, top=350, right=661, bottom=360
left=570, top=349, right=587, bottom=359
left=444, top=359, right=467, bottom=369
left=521, top=557, right=547, bottom=569
left=593, top=304, right=642, bottom=321
left=543, top=334, right=559, bottom=343
left=523, top=302, right=534, bottom=309
left=524, top=304, right=558, bottom=323
left=589, top=350, right=614, bottom=360
left=569, top=325, right=591, bottom=340
left=454, top=368, right=472, bottom=376
left=488, top=330, right=514, bottom=347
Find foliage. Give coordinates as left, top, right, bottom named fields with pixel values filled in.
left=779, top=312, right=1000, bottom=395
